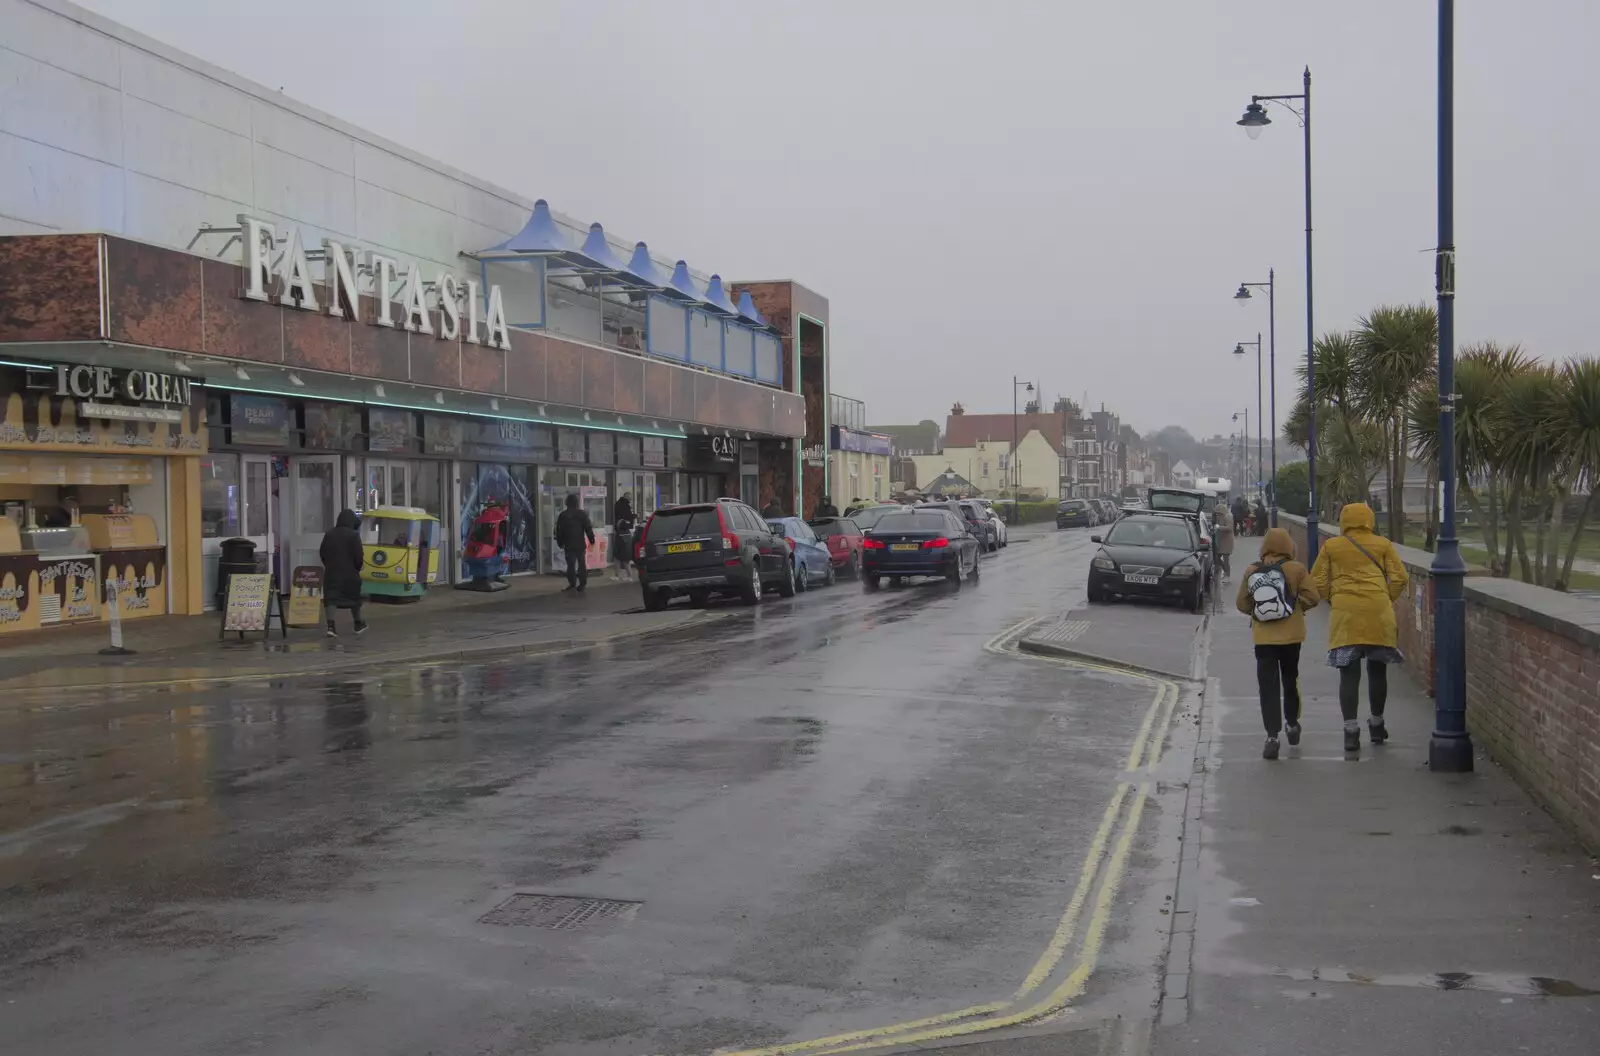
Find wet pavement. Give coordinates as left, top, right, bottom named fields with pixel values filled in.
left=0, top=525, right=1205, bottom=1056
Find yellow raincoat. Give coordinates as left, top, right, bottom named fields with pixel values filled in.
left=1309, top=503, right=1409, bottom=649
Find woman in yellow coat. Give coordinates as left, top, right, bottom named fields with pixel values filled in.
left=1310, top=502, right=1409, bottom=752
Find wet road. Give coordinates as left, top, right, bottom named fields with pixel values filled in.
left=0, top=526, right=1202, bottom=1056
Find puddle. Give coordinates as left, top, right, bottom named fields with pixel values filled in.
left=1273, top=967, right=1599, bottom=997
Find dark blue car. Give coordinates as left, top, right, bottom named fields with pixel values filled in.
left=860, top=508, right=981, bottom=590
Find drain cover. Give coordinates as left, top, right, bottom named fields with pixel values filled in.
left=479, top=894, right=641, bottom=929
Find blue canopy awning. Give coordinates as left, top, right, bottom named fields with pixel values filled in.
left=486, top=199, right=575, bottom=258
left=578, top=222, right=629, bottom=274
left=625, top=241, right=671, bottom=288
left=736, top=290, right=769, bottom=328
left=702, top=275, right=739, bottom=315
left=669, top=260, right=704, bottom=302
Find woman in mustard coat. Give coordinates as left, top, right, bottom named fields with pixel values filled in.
left=1310, top=502, right=1409, bottom=752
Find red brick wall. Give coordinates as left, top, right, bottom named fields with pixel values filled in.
left=1282, top=514, right=1600, bottom=852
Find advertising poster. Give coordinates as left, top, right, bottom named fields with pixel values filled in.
left=286, top=565, right=324, bottom=627
left=222, top=573, right=272, bottom=632
left=367, top=408, right=414, bottom=453
left=457, top=464, right=535, bottom=578
left=230, top=394, right=293, bottom=446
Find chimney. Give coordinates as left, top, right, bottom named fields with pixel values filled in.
left=950, top=402, right=965, bottom=416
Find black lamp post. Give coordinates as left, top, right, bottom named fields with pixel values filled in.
left=1235, top=274, right=1277, bottom=524
left=1231, top=409, right=1250, bottom=497
left=1237, top=70, right=1316, bottom=566
left=1430, top=0, right=1472, bottom=772
left=1232, top=335, right=1264, bottom=509
left=1011, top=378, right=1034, bottom=511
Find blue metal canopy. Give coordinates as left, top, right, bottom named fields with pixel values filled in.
left=669, top=260, right=703, bottom=302
left=736, top=290, right=769, bottom=328
left=702, top=274, right=739, bottom=315
left=488, top=199, right=574, bottom=256
left=625, top=241, right=671, bottom=288
left=578, top=222, right=629, bottom=274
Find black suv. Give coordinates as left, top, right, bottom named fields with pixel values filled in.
left=635, top=499, right=795, bottom=610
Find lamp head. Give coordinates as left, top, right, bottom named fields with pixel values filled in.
left=1234, top=284, right=1252, bottom=304
left=1237, top=102, right=1271, bottom=139
left=1233, top=343, right=1246, bottom=357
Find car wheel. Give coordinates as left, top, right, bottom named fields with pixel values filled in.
left=823, top=562, right=836, bottom=587
left=794, top=561, right=808, bottom=593
left=643, top=587, right=668, bottom=612
left=776, top=559, right=798, bottom=598
left=688, top=588, right=710, bottom=609
left=945, top=560, right=962, bottom=584
left=967, top=555, right=981, bottom=582
left=739, top=566, right=763, bottom=605
left=848, top=553, right=861, bottom=579
left=1188, top=583, right=1204, bottom=613
left=863, top=574, right=880, bottom=592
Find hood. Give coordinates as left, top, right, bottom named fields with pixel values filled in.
left=335, top=509, right=359, bottom=530
left=1259, top=526, right=1295, bottom=562
left=1339, top=502, right=1376, bottom=534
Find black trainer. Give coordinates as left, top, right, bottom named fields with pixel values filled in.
left=354, top=621, right=369, bottom=636
left=1285, top=722, right=1302, bottom=746
left=1344, top=726, right=1361, bottom=752
left=1263, top=737, right=1280, bottom=760
left=1368, top=717, right=1388, bottom=745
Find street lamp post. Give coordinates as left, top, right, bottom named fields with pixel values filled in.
left=1237, top=69, right=1316, bottom=565
left=1232, top=335, right=1264, bottom=507
left=1231, top=409, right=1250, bottom=498
left=1235, top=274, right=1277, bottom=524
left=1011, top=377, right=1034, bottom=494
left=1430, top=0, right=1472, bottom=772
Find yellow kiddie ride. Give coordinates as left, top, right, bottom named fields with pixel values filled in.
left=359, top=507, right=441, bottom=600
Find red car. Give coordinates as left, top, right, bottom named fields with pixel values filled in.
left=807, top=516, right=866, bottom=579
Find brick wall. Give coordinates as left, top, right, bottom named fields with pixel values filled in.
left=1281, top=514, right=1600, bottom=851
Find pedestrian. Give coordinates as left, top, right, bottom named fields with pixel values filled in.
left=1310, top=502, right=1409, bottom=752
left=554, top=493, right=596, bottom=594
left=319, top=508, right=367, bottom=637
left=814, top=494, right=839, bottom=518
left=1254, top=498, right=1269, bottom=535
left=1236, top=527, right=1320, bottom=759
left=762, top=497, right=782, bottom=518
left=611, top=495, right=636, bottom=583
left=1212, top=501, right=1235, bottom=580
left=1232, top=495, right=1249, bottom=535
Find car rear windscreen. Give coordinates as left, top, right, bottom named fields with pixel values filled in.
left=1060, top=500, right=1087, bottom=510
left=810, top=519, right=852, bottom=538
left=877, top=512, right=950, bottom=533
left=646, top=507, right=721, bottom=540
left=1108, top=518, right=1195, bottom=550
left=847, top=506, right=899, bottom=530
left=1149, top=493, right=1203, bottom=514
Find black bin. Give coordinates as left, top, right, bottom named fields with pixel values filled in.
left=216, top=537, right=258, bottom=608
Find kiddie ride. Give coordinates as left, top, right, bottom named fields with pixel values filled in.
left=456, top=502, right=510, bottom=592
left=359, top=506, right=441, bottom=601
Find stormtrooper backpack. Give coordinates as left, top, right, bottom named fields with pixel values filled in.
left=1247, top=561, right=1291, bottom=622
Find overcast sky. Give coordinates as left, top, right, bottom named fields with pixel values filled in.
left=79, top=0, right=1597, bottom=442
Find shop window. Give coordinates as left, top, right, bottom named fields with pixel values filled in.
left=244, top=460, right=269, bottom=536
left=201, top=456, right=240, bottom=539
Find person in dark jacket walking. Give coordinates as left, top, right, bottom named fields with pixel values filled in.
left=319, top=509, right=367, bottom=637
left=555, top=493, right=596, bottom=593
left=813, top=495, right=840, bottom=519
left=611, top=495, right=637, bottom=583
left=761, top=497, right=782, bottom=518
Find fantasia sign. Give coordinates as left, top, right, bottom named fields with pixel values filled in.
left=236, top=215, right=512, bottom=351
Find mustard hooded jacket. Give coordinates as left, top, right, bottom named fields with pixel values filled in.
left=1309, top=503, right=1409, bottom=649
left=1235, top=526, right=1319, bottom=644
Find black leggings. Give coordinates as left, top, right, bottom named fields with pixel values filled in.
left=1254, top=643, right=1302, bottom=736
left=1338, top=660, right=1388, bottom=721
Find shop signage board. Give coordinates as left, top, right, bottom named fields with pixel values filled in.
left=368, top=408, right=414, bottom=452
left=285, top=565, right=324, bottom=627
left=688, top=436, right=738, bottom=465
left=2, top=367, right=204, bottom=455
left=802, top=444, right=828, bottom=467
left=221, top=573, right=285, bottom=639
left=832, top=426, right=894, bottom=457
left=642, top=437, right=666, bottom=468
left=305, top=403, right=361, bottom=450
left=230, top=394, right=293, bottom=446
left=235, top=214, right=514, bottom=351
left=556, top=428, right=587, bottom=464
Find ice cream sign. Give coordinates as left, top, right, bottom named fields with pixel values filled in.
left=236, top=214, right=513, bottom=351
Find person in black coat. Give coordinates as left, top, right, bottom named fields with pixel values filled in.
left=813, top=495, right=840, bottom=519
left=319, top=508, right=367, bottom=637
left=554, top=494, right=596, bottom=593
left=612, top=495, right=637, bottom=583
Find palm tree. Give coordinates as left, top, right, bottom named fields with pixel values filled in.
left=1500, top=364, right=1563, bottom=583
left=1553, top=357, right=1600, bottom=589
left=1291, top=332, right=1382, bottom=519
left=1355, top=304, right=1437, bottom=543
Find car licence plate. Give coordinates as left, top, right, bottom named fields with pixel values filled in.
left=666, top=542, right=703, bottom=554
left=889, top=543, right=919, bottom=551
left=1124, top=573, right=1160, bottom=585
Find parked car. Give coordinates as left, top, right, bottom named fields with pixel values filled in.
left=922, top=500, right=994, bottom=551
left=1146, top=486, right=1216, bottom=583
left=974, top=499, right=1008, bottom=548
left=958, top=499, right=1000, bottom=552
left=1056, top=499, right=1094, bottom=529
left=635, top=498, right=796, bottom=610
left=1096, top=498, right=1120, bottom=524
left=860, top=508, right=982, bottom=589
left=842, top=504, right=904, bottom=534
left=807, top=515, right=866, bottom=578
left=765, top=516, right=836, bottom=590
left=1086, top=512, right=1210, bottom=612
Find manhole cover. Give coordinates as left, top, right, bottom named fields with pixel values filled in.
left=479, top=894, right=641, bottom=929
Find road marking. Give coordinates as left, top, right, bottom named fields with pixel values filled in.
left=726, top=649, right=1182, bottom=1056
left=1033, top=619, right=1090, bottom=644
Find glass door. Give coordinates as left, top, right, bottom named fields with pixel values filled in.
left=285, top=455, right=340, bottom=575
left=241, top=453, right=274, bottom=579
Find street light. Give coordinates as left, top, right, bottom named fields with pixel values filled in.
left=1011, top=377, right=1034, bottom=496
left=1231, top=409, right=1250, bottom=499
left=1233, top=336, right=1263, bottom=508
left=1236, top=67, right=1317, bottom=567
left=1430, top=0, right=1472, bottom=772
left=1235, top=273, right=1277, bottom=525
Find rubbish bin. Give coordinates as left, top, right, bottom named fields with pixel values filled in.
left=216, top=537, right=258, bottom=608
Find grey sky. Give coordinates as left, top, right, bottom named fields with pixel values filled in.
left=78, top=0, right=1598, bottom=441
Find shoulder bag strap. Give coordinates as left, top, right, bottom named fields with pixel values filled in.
left=1344, top=536, right=1389, bottom=583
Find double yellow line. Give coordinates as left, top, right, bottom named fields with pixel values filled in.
left=723, top=624, right=1182, bottom=1056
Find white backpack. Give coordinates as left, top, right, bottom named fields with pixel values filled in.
left=1248, top=562, right=1292, bottom=622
